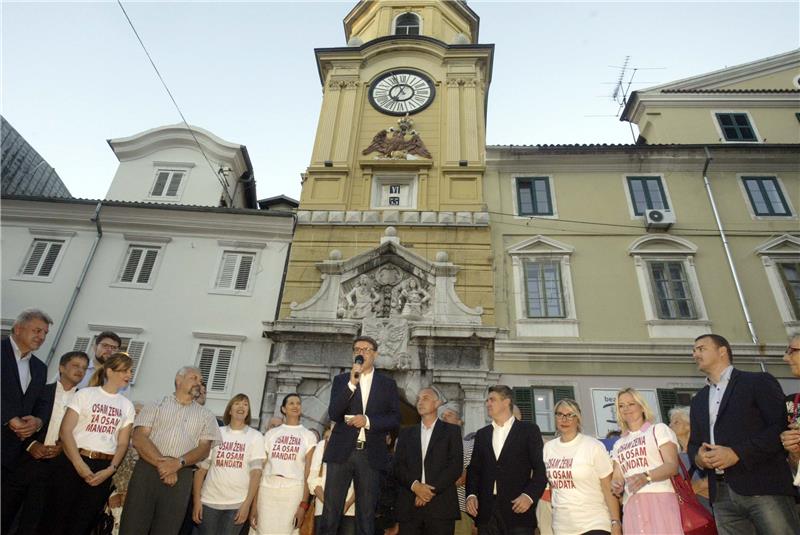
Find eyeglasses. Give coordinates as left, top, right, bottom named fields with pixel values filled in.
left=353, top=346, right=374, bottom=354
left=785, top=346, right=800, bottom=356
left=99, top=342, right=120, bottom=351
left=555, top=412, right=578, bottom=420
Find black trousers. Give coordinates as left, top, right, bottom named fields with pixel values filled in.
left=37, top=453, right=112, bottom=535
left=319, top=449, right=380, bottom=535
left=399, top=516, right=455, bottom=535
left=119, top=460, right=194, bottom=535
left=2, top=453, right=58, bottom=535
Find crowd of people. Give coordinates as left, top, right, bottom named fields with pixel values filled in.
left=2, top=307, right=799, bottom=535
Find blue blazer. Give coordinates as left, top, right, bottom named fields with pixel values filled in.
left=466, top=420, right=547, bottom=530
left=688, top=367, right=796, bottom=502
left=323, top=370, right=400, bottom=471
left=1, top=337, right=52, bottom=468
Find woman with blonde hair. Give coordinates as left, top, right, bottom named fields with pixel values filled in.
left=39, top=352, right=136, bottom=535
left=543, top=398, right=621, bottom=535
left=193, top=393, right=265, bottom=535
left=610, top=388, right=682, bottom=534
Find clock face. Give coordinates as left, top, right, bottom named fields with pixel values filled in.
left=368, top=70, right=435, bottom=116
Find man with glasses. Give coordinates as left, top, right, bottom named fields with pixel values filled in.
left=77, top=331, right=122, bottom=390
left=780, top=334, right=800, bottom=489
left=319, top=336, right=400, bottom=535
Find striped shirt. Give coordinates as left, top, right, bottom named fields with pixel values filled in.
left=458, top=434, right=475, bottom=512
left=135, top=395, right=221, bottom=458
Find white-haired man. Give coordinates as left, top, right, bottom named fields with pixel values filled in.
left=120, top=366, right=221, bottom=535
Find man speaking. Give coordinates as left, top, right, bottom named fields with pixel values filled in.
left=320, top=336, right=400, bottom=535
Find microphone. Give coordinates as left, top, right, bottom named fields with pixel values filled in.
left=353, top=355, right=364, bottom=379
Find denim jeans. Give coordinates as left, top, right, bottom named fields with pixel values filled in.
left=195, top=505, right=244, bottom=535
left=713, top=481, right=800, bottom=535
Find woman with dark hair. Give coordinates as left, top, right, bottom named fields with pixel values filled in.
left=251, top=393, right=317, bottom=534
left=38, top=352, right=136, bottom=535
left=192, top=393, right=265, bottom=535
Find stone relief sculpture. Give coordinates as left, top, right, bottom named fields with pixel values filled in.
left=397, top=278, right=431, bottom=317
left=361, top=115, right=432, bottom=160
left=362, top=317, right=411, bottom=371
left=345, top=274, right=381, bottom=319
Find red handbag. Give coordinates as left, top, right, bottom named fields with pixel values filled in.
left=654, top=427, right=718, bottom=535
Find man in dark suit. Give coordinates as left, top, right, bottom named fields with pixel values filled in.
left=465, top=385, right=546, bottom=535
left=689, top=333, right=799, bottom=535
left=393, top=387, right=463, bottom=535
left=1, top=308, right=55, bottom=533
left=320, top=335, right=400, bottom=535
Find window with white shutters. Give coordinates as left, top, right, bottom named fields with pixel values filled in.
left=149, top=170, right=185, bottom=199
left=214, top=252, right=255, bottom=293
left=117, top=246, right=160, bottom=287
left=197, top=344, right=235, bottom=394
left=19, top=239, right=65, bottom=280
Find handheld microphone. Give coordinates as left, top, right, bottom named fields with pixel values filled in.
left=353, top=355, right=364, bottom=378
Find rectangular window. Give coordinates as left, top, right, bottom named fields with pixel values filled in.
left=214, top=252, right=255, bottom=291
left=648, top=261, right=696, bottom=320
left=118, top=246, right=160, bottom=286
left=524, top=260, right=565, bottom=318
left=73, top=335, right=147, bottom=384
left=627, top=176, right=668, bottom=216
left=777, top=261, right=800, bottom=318
left=150, top=170, right=185, bottom=198
left=197, top=344, right=235, bottom=393
left=715, top=113, right=757, bottom=141
left=516, top=177, right=553, bottom=216
left=742, top=177, right=791, bottom=216
left=513, top=386, right=574, bottom=434
left=19, top=239, right=64, bottom=279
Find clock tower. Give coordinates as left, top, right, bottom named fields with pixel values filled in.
left=264, top=0, right=498, bottom=432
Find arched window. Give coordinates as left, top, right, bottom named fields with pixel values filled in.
left=394, top=12, right=420, bottom=36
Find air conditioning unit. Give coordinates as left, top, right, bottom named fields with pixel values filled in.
left=645, top=209, right=675, bottom=230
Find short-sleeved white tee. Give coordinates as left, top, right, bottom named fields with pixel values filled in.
left=544, top=433, right=613, bottom=535
left=262, top=424, right=317, bottom=482
left=200, top=425, right=266, bottom=507
left=67, top=386, right=135, bottom=454
left=612, top=422, right=678, bottom=503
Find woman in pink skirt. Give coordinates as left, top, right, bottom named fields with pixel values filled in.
left=611, top=388, right=683, bottom=534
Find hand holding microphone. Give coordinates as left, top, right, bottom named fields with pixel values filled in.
left=351, top=355, right=364, bottom=385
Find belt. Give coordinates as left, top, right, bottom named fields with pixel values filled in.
left=79, top=448, right=114, bottom=461
left=356, top=440, right=366, bottom=450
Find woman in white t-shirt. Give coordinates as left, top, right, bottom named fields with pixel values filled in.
left=251, top=393, right=318, bottom=535
left=610, top=388, right=683, bottom=534
left=307, top=424, right=355, bottom=535
left=543, top=399, right=621, bottom=535
left=192, top=393, right=265, bottom=535
left=40, top=352, right=136, bottom=535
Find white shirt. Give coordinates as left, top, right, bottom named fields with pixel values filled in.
left=491, top=415, right=515, bottom=494
left=9, top=336, right=32, bottom=393
left=420, top=419, right=436, bottom=484
left=307, top=439, right=355, bottom=517
left=707, top=365, right=734, bottom=446
left=346, top=368, right=374, bottom=442
left=44, top=381, right=78, bottom=445
left=261, top=424, right=317, bottom=482
left=199, top=425, right=266, bottom=507
left=611, top=422, right=678, bottom=505
left=68, top=386, right=136, bottom=454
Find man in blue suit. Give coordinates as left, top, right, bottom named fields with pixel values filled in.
left=689, top=333, right=799, bottom=535
left=1, top=308, right=54, bottom=533
left=320, top=335, right=400, bottom=535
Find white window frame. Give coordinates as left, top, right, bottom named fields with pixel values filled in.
left=146, top=162, right=194, bottom=201
left=710, top=110, right=762, bottom=144
left=392, top=11, right=422, bottom=36
left=370, top=174, right=418, bottom=210
left=622, top=174, right=675, bottom=220
left=111, top=235, right=170, bottom=290
left=737, top=174, right=796, bottom=220
left=193, top=332, right=245, bottom=399
left=208, top=240, right=265, bottom=297
left=629, top=235, right=710, bottom=338
left=756, top=234, right=800, bottom=334
left=73, top=324, right=148, bottom=385
left=507, top=235, right=579, bottom=338
left=12, top=229, right=75, bottom=283
left=511, top=175, right=558, bottom=219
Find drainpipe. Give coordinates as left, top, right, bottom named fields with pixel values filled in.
left=700, top=148, right=764, bottom=370
left=47, top=201, right=104, bottom=365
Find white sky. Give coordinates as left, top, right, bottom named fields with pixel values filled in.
left=3, top=1, right=798, bottom=201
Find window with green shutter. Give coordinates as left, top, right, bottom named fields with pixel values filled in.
left=516, top=177, right=554, bottom=216
left=741, top=176, right=791, bottom=216
left=777, top=261, right=800, bottom=318
left=715, top=112, right=757, bottom=141
left=513, top=386, right=575, bottom=434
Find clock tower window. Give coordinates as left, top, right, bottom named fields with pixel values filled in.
left=394, top=12, right=421, bottom=36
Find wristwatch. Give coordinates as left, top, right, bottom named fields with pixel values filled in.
left=644, top=471, right=652, bottom=483
left=179, top=457, right=186, bottom=467
left=611, top=520, right=621, bottom=527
